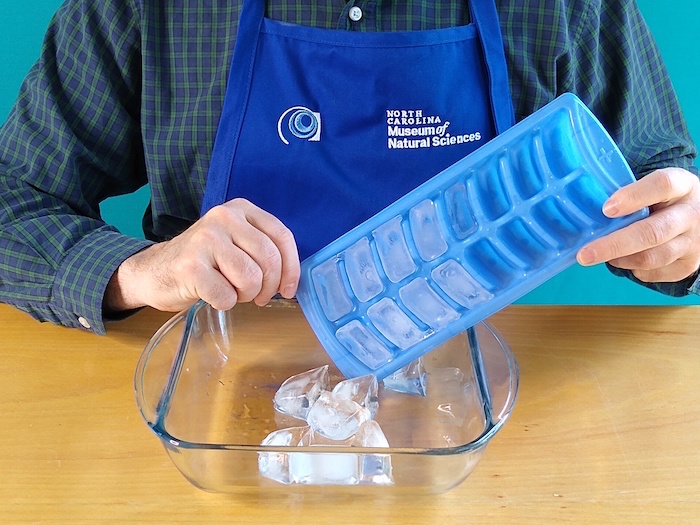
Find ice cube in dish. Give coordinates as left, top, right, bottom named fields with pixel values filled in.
left=288, top=442, right=360, bottom=486
left=382, top=357, right=427, bottom=396
left=258, top=426, right=310, bottom=484
left=353, top=420, right=393, bottom=485
left=273, top=365, right=330, bottom=420
left=332, top=374, right=379, bottom=418
left=306, top=390, right=372, bottom=441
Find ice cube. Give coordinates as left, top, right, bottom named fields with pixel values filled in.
left=306, top=391, right=372, bottom=441
left=258, top=426, right=310, bottom=484
left=353, top=419, right=389, bottom=447
left=273, top=365, right=330, bottom=420
left=372, top=216, right=416, bottom=283
left=302, top=428, right=355, bottom=447
left=332, top=374, right=379, bottom=418
left=367, top=298, right=425, bottom=350
left=344, top=237, right=384, bottom=302
left=289, top=428, right=359, bottom=485
left=382, top=357, right=427, bottom=396
left=409, top=199, right=448, bottom=261
left=431, top=259, right=493, bottom=308
left=353, top=420, right=394, bottom=485
left=444, top=181, right=478, bottom=239
left=311, top=258, right=353, bottom=322
left=399, top=278, right=459, bottom=330
left=335, top=320, right=394, bottom=370
left=288, top=450, right=359, bottom=485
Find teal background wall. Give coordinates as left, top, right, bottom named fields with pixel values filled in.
left=1, top=0, right=698, bottom=305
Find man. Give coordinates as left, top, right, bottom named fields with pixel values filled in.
left=1, top=0, right=698, bottom=334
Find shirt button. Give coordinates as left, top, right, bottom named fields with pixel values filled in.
left=78, top=316, right=91, bottom=330
left=348, top=6, right=363, bottom=22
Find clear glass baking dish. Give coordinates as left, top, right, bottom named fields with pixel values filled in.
left=134, top=299, right=518, bottom=494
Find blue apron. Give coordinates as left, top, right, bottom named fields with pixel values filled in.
left=201, top=0, right=514, bottom=261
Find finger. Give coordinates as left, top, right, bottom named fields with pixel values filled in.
left=214, top=242, right=265, bottom=303
left=242, top=203, right=301, bottom=299
left=577, top=207, right=688, bottom=265
left=603, top=168, right=695, bottom=218
left=204, top=202, right=276, bottom=304
left=232, top=225, right=284, bottom=306
left=606, top=235, right=692, bottom=271
left=194, top=269, right=239, bottom=311
left=226, top=205, right=290, bottom=304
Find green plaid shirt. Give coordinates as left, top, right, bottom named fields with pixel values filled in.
left=0, top=0, right=697, bottom=333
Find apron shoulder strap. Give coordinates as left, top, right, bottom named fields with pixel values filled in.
left=201, top=0, right=265, bottom=213
left=469, top=0, right=515, bottom=133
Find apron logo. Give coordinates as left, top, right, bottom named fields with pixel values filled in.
left=386, top=108, right=482, bottom=149
left=278, top=106, right=322, bottom=144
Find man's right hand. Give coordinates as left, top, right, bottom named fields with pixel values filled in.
left=104, top=198, right=300, bottom=313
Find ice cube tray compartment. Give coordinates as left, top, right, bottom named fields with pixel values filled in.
left=297, top=93, right=649, bottom=380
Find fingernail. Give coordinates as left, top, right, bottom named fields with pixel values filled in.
left=577, top=247, right=596, bottom=266
left=282, top=284, right=296, bottom=298
left=602, top=200, right=619, bottom=217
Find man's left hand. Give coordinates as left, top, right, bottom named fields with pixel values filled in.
left=577, top=167, right=700, bottom=283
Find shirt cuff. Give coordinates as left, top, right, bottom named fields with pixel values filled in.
left=51, top=227, right=154, bottom=335
left=605, top=263, right=698, bottom=298
left=687, top=270, right=700, bottom=296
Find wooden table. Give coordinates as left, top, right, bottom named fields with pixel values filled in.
left=1, top=302, right=698, bottom=523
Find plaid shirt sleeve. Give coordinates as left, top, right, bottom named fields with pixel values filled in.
left=504, top=0, right=698, bottom=178
left=568, top=0, right=700, bottom=297
left=0, top=0, right=153, bottom=334
left=598, top=3, right=700, bottom=298
left=502, top=0, right=699, bottom=297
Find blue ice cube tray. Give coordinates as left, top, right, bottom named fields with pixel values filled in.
left=296, top=93, right=648, bottom=380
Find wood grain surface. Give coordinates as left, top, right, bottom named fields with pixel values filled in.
left=1, top=303, right=698, bottom=524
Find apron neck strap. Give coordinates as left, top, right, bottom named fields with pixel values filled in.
left=469, top=0, right=515, bottom=133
